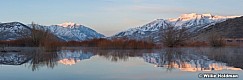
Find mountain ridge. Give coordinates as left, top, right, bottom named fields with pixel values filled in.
left=195, top=16, right=243, bottom=40
left=0, top=13, right=241, bottom=42
left=112, top=13, right=240, bottom=42
left=0, top=22, right=105, bottom=41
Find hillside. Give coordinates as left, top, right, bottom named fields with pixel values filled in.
left=111, top=13, right=238, bottom=42
left=196, top=16, right=243, bottom=40
left=0, top=22, right=105, bottom=41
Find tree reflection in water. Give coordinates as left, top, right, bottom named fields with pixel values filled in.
left=204, top=47, right=243, bottom=69
left=0, top=47, right=242, bottom=72
left=87, top=49, right=152, bottom=62
left=143, top=48, right=190, bottom=71
left=29, top=48, right=59, bottom=71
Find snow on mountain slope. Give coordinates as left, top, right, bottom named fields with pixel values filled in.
left=57, top=22, right=79, bottom=27
left=0, top=22, right=31, bottom=40
left=168, top=13, right=239, bottom=31
left=47, top=22, right=105, bottom=41
left=112, top=13, right=239, bottom=42
left=0, top=22, right=105, bottom=41
left=115, top=19, right=169, bottom=37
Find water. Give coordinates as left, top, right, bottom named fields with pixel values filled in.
left=0, top=47, right=242, bottom=80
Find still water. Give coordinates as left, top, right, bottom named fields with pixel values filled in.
left=0, top=47, right=242, bottom=80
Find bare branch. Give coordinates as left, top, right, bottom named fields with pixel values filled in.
left=161, top=25, right=190, bottom=47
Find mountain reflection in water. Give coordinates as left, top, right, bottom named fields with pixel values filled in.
left=0, top=47, right=242, bottom=72
left=143, top=48, right=242, bottom=72
left=58, top=50, right=93, bottom=65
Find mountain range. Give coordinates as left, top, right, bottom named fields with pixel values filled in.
left=0, top=22, right=105, bottom=41
left=111, top=13, right=240, bottom=42
left=0, top=13, right=242, bottom=42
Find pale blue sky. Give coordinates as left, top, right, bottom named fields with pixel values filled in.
left=0, top=0, right=243, bottom=36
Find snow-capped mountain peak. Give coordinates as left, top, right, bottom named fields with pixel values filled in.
left=57, top=22, right=81, bottom=27
left=179, top=13, right=199, bottom=19
left=169, top=13, right=239, bottom=22
left=202, top=13, right=212, bottom=17
left=0, top=22, right=105, bottom=41
left=174, top=13, right=211, bottom=21
left=112, top=13, right=240, bottom=42
left=47, top=22, right=105, bottom=41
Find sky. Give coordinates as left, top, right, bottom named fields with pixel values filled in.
left=0, top=0, right=243, bottom=36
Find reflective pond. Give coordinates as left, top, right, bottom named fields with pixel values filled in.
left=0, top=47, right=242, bottom=80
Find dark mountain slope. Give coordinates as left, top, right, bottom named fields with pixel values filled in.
left=198, top=16, right=243, bottom=39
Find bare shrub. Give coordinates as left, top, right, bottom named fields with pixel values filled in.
left=208, top=31, right=225, bottom=47
left=161, top=25, right=190, bottom=47
left=20, top=22, right=59, bottom=50
left=207, top=26, right=225, bottom=47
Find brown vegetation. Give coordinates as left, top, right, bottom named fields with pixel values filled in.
left=187, top=41, right=208, bottom=47
left=0, top=38, right=156, bottom=49
left=207, top=28, right=225, bottom=47
left=12, top=22, right=61, bottom=51
left=161, top=26, right=190, bottom=47
left=61, top=38, right=156, bottom=49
